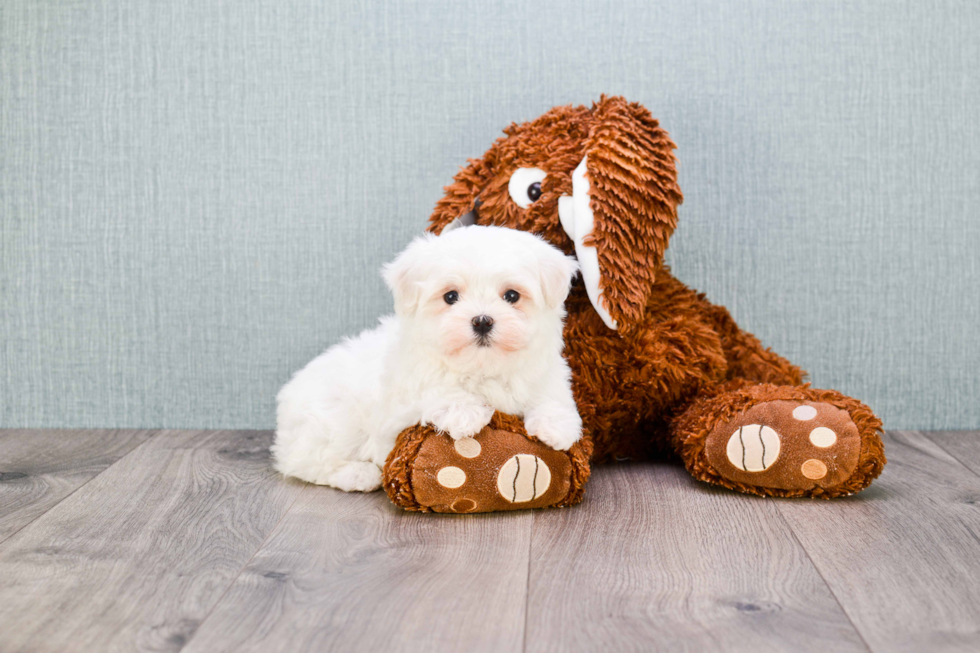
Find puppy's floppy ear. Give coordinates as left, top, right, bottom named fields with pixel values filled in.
left=534, top=239, right=580, bottom=310
left=382, top=235, right=434, bottom=316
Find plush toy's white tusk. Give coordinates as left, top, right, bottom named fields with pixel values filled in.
left=558, top=196, right=576, bottom=240
left=559, top=157, right=617, bottom=330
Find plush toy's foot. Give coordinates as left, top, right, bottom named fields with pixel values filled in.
left=673, top=384, right=886, bottom=498
left=383, top=412, right=593, bottom=513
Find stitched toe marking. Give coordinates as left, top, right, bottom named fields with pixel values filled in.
left=453, top=437, right=481, bottom=458
left=726, top=425, right=781, bottom=472
left=437, top=466, right=466, bottom=488
left=792, top=405, right=818, bottom=421
left=809, top=427, right=837, bottom=448
left=801, top=459, right=828, bottom=480
left=451, top=498, right=477, bottom=513
left=497, top=454, right=551, bottom=502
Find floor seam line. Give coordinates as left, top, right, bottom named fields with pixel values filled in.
left=774, top=501, right=875, bottom=653
left=916, top=431, right=980, bottom=562
left=522, top=511, right=534, bottom=653
left=919, top=431, right=980, bottom=481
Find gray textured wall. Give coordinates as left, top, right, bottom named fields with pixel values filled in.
left=2, top=0, right=978, bottom=430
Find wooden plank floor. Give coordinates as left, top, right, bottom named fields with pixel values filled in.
left=1, top=430, right=978, bottom=653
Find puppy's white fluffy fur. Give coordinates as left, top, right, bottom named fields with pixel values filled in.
left=272, top=225, right=582, bottom=492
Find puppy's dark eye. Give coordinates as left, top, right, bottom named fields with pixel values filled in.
left=503, top=290, right=520, bottom=304
left=527, top=182, right=542, bottom=203
left=443, top=290, right=459, bottom=305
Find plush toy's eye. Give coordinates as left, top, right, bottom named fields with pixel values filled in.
left=503, top=289, right=520, bottom=304
left=527, top=182, right=541, bottom=202
left=508, top=168, right=547, bottom=209
left=444, top=290, right=459, bottom=305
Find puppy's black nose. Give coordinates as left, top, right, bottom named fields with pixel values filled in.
left=471, top=315, right=494, bottom=336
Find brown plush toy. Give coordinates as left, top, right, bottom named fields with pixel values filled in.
left=383, top=96, right=885, bottom=512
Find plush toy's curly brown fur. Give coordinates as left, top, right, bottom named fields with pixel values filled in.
left=382, top=96, right=885, bottom=507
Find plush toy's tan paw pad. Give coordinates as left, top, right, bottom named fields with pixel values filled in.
left=705, top=400, right=862, bottom=491
left=409, top=429, right=573, bottom=513
left=497, top=454, right=552, bottom=503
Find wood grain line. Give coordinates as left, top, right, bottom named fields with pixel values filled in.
left=0, top=429, right=305, bottom=653
left=2, top=429, right=978, bottom=652
left=182, top=487, right=533, bottom=653
left=924, top=431, right=980, bottom=480
left=524, top=463, right=866, bottom=653
left=0, top=428, right=155, bottom=545
left=777, top=431, right=980, bottom=653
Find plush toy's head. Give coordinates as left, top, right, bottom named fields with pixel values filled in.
left=428, top=96, right=683, bottom=331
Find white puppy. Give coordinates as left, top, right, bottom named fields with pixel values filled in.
left=272, top=225, right=582, bottom=492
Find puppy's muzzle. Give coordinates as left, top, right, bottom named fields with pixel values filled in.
left=471, top=315, right=494, bottom=340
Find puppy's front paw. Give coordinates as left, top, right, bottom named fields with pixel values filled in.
left=426, top=403, right=494, bottom=440
left=525, top=406, right=582, bottom=452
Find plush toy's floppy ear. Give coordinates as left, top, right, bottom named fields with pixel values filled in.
left=562, top=96, right=683, bottom=331
left=428, top=157, right=494, bottom=235
left=382, top=235, right=434, bottom=316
